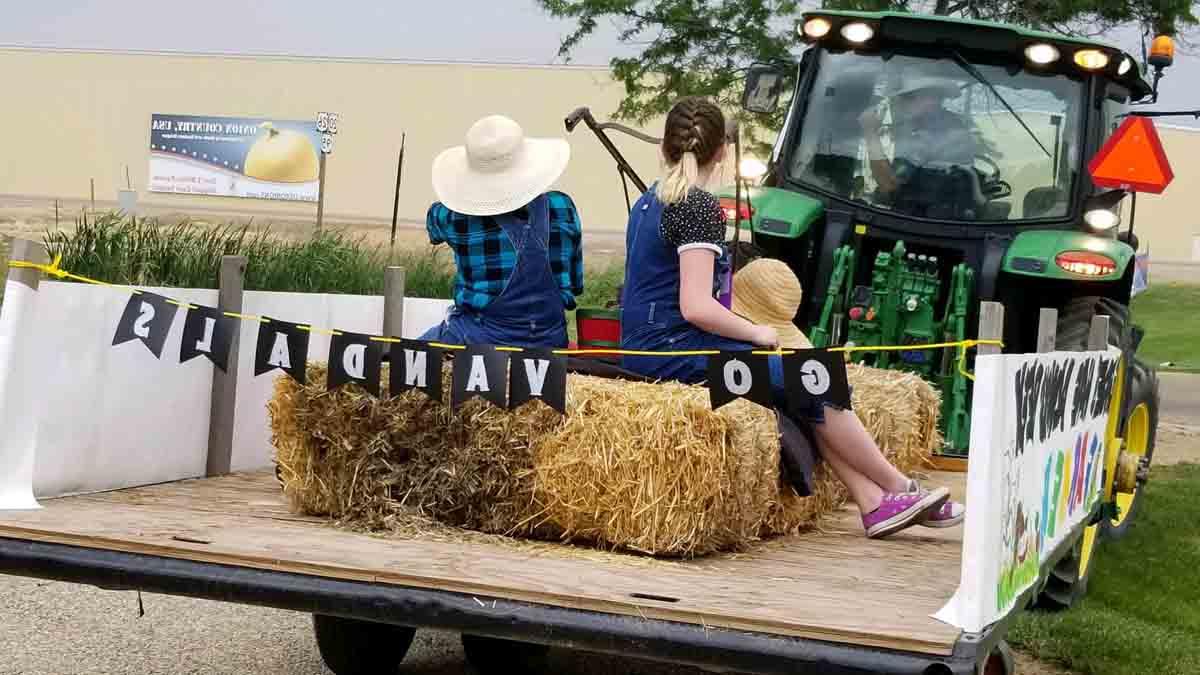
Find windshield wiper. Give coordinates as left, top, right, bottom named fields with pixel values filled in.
left=947, top=49, right=1052, bottom=159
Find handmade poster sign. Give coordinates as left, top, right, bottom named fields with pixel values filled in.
left=389, top=340, right=444, bottom=402
left=112, top=292, right=179, bottom=358
left=509, top=349, right=567, bottom=414
left=179, top=305, right=236, bottom=372
left=783, top=350, right=851, bottom=410
left=254, top=318, right=311, bottom=384
left=451, top=345, right=508, bottom=409
left=327, top=331, right=383, bottom=396
left=707, top=351, right=775, bottom=410
left=935, top=348, right=1119, bottom=633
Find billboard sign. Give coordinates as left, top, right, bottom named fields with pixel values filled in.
left=148, top=114, right=322, bottom=202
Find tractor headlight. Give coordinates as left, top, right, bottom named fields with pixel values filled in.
left=1025, top=43, right=1060, bottom=65
left=840, top=22, right=875, bottom=44
left=1084, top=208, right=1120, bottom=231
left=802, top=18, right=832, bottom=39
left=1074, top=49, right=1110, bottom=70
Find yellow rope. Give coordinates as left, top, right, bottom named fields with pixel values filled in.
left=5, top=258, right=1001, bottom=367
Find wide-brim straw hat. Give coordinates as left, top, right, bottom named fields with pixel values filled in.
left=432, top=115, right=571, bottom=216
left=891, top=74, right=958, bottom=100
left=731, top=258, right=812, bottom=349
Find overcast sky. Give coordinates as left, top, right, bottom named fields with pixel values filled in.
left=3, top=0, right=1196, bottom=125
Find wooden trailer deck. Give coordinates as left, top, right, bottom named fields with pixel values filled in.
left=0, top=470, right=967, bottom=657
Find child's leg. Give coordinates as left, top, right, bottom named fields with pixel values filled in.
left=812, top=407, right=911, bottom=494
left=818, top=443, right=884, bottom=513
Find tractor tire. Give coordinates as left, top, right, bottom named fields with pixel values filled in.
left=1035, top=522, right=1099, bottom=610
left=461, top=633, right=550, bottom=674
left=1055, top=296, right=1128, bottom=351
left=1104, top=360, right=1159, bottom=541
left=312, top=614, right=415, bottom=675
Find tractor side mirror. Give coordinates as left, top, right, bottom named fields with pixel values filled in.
left=742, top=64, right=787, bottom=114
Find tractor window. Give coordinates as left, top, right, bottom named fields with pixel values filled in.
left=788, top=50, right=1085, bottom=222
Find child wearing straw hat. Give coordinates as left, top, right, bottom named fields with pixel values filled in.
left=419, top=114, right=583, bottom=348
left=619, top=96, right=962, bottom=539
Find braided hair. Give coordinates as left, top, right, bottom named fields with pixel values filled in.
left=656, top=97, right=726, bottom=205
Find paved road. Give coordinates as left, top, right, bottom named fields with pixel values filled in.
left=1159, top=372, right=1200, bottom=423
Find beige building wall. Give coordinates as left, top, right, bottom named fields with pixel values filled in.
left=0, top=46, right=668, bottom=234
left=1, top=46, right=1196, bottom=262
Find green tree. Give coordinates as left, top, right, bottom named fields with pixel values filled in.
left=539, top=0, right=1196, bottom=137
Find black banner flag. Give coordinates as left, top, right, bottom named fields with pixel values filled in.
left=254, top=318, right=310, bottom=384
left=389, top=340, right=444, bottom=402
left=179, top=305, right=236, bottom=372
left=509, top=349, right=567, bottom=414
left=782, top=349, right=852, bottom=412
left=451, top=345, right=507, bottom=409
left=327, top=331, right=383, bottom=396
left=112, top=292, right=179, bottom=358
left=706, top=351, right=776, bottom=410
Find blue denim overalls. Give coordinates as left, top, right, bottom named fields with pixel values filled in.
left=420, top=194, right=568, bottom=348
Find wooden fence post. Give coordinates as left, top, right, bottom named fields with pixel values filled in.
left=1088, top=315, right=1111, bottom=352
left=206, top=255, right=246, bottom=477
left=383, top=267, right=406, bottom=338
left=1037, top=308, right=1058, bottom=353
left=6, top=239, right=48, bottom=292
left=978, top=301, right=1005, bottom=356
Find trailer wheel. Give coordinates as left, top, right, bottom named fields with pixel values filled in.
left=1035, top=522, right=1099, bottom=610
left=461, top=633, right=550, bottom=673
left=312, top=614, right=415, bottom=675
left=978, top=640, right=1014, bottom=675
left=1105, top=361, right=1158, bottom=540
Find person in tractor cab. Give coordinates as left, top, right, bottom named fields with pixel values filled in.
left=619, top=96, right=963, bottom=539
left=420, top=114, right=583, bottom=348
left=858, top=75, right=983, bottom=218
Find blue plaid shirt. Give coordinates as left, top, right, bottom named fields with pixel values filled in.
left=426, top=191, right=584, bottom=312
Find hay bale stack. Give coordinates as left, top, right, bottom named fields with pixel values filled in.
left=269, top=361, right=939, bottom=558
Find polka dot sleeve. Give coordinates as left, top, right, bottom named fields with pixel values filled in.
left=661, top=188, right=726, bottom=255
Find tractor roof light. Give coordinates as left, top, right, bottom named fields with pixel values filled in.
left=1149, top=35, right=1175, bottom=68
left=1056, top=251, right=1117, bottom=277
left=802, top=17, right=832, bottom=40
left=1073, top=49, right=1110, bottom=71
left=1025, top=43, right=1060, bottom=66
left=840, top=22, right=875, bottom=44
left=1084, top=208, right=1120, bottom=231
left=738, top=156, right=768, bottom=180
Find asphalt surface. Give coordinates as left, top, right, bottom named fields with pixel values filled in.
left=1160, top=372, right=1200, bottom=423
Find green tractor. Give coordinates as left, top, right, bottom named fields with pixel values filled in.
left=568, top=9, right=1182, bottom=604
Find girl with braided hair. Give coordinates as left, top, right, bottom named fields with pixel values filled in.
left=620, top=96, right=963, bottom=539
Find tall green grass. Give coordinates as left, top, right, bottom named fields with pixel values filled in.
left=43, top=212, right=454, bottom=298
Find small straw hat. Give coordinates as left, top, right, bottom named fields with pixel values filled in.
left=731, top=258, right=812, bottom=349
left=432, top=115, right=571, bottom=216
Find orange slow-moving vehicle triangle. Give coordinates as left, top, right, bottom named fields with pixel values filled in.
left=1088, top=116, right=1174, bottom=194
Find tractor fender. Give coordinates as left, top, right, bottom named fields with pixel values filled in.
left=712, top=185, right=824, bottom=239
left=1001, top=230, right=1135, bottom=282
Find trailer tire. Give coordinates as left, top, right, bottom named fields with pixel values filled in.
left=1104, top=360, right=1159, bottom=541
left=312, top=614, right=415, bottom=675
left=1035, top=522, right=1098, bottom=610
left=978, top=640, right=1015, bottom=675
left=461, top=633, right=550, bottom=673
left=1055, top=296, right=1128, bottom=351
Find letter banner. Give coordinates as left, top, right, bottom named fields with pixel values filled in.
left=706, top=351, right=775, bottom=410
left=451, top=345, right=507, bottom=409
left=935, top=349, right=1119, bottom=633
left=179, top=305, right=236, bottom=372
left=389, top=340, right=444, bottom=402
left=509, top=349, right=567, bottom=414
left=327, top=331, right=383, bottom=396
left=253, top=318, right=311, bottom=384
left=782, top=350, right=851, bottom=412
left=112, top=292, right=179, bottom=359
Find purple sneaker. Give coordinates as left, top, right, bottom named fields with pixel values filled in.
left=907, top=479, right=965, bottom=528
left=861, top=487, right=950, bottom=539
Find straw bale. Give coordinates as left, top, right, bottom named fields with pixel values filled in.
left=269, top=360, right=940, bottom=558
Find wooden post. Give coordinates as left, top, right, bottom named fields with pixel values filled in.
left=977, top=301, right=1004, bottom=356
left=1036, top=308, right=1058, bottom=353
left=90, top=178, right=96, bottom=213
left=383, top=266, right=406, bottom=338
left=1088, top=315, right=1111, bottom=352
left=206, top=255, right=246, bottom=477
left=315, top=153, right=327, bottom=233
left=7, top=239, right=48, bottom=291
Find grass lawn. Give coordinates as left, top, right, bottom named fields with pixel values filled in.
left=1009, top=463, right=1200, bottom=675
left=1131, top=283, right=1200, bottom=370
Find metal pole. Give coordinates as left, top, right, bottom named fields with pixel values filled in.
left=316, top=153, right=328, bottom=233
left=90, top=179, right=96, bottom=214
left=391, top=134, right=406, bottom=249
left=206, top=255, right=246, bottom=477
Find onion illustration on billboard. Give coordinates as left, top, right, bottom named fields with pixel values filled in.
left=148, top=114, right=323, bottom=203
left=244, top=122, right=320, bottom=183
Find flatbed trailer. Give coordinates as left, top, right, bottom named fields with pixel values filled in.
left=0, top=470, right=1037, bottom=675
